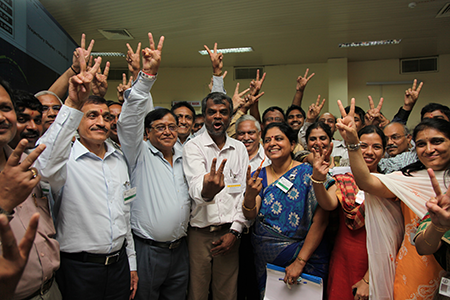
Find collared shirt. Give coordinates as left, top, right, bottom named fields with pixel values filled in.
left=36, top=105, right=136, bottom=270
left=297, top=121, right=313, bottom=148
left=331, top=139, right=350, bottom=167
left=175, top=134, right=194, bottom=151
left=249, top=144, right=271, bottom=173
left=182, top=130, right=250, bottom=233
left=118, top=72, right=190, bottom=242
left=378, top=149, right=418, bottom=174
left=2, top=146, right=60, bottom=300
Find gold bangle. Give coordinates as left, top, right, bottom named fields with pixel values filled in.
left=242, top=201, right=256, bottom=211
left=362, top=277, right=369, bottom=285
left=422, top=226, right=433, bottom=247
left=296, top=256, right=306, bottom=264
left=431, top=222, right=450, bottom=233
left=310, top=175, right=326, bottom=184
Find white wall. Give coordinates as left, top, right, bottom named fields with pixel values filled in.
left=105, top=54, right=450, bottom=130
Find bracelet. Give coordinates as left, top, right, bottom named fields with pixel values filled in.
left=242, top=201, right=256, bottom=211
left=431, top=222, right=450, bottom=233
left=422, top=227, right=433, bottom=247
left=70, top=66, right=79, bottom=75
left=346, top=141, right=362, bottom=151
left=141, top=70, right=157, bottom=79
left=296, top=256, right=306, bottom=264
left=309, top=175, right=326, bottom=184
left=362, top=277, right=369, bottom=285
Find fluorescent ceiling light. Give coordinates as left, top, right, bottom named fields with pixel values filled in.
left=91, top=52, right=126, bottom=57
left=339, top=39, right=401, bottom=48
left=198, top=47, right=253, bottom=55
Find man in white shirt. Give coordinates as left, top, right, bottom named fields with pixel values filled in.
left=183, top=92, right=250, bottom=300
left=236, top=114, right=270, bottom=173
left=118, top=34, right=190, bottom=300
left=36, top=53, right=137, bottom=300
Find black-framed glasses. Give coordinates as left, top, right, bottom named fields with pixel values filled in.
left=150, top=124, right=178, bottom=133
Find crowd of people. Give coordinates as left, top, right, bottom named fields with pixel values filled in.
left=1, top=31, right=450, bottom=300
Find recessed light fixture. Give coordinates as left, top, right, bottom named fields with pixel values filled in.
left=91, top=52, right=126, bottom=57
left=198, top=47, right=253, bottom=55
left=339, top=39, right=401, bottom=48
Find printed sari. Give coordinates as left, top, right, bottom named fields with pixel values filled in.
left=251, top=163, right=333, bottom=298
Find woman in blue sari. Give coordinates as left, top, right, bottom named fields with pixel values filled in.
left=243, top=122, right=336, bottom=299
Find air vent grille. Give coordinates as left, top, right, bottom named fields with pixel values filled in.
left=400, top=57, right=438, bottom=74
left=235, top=67, right=264, bottom=80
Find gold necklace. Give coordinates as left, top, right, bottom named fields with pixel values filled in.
left=270, top=160, right=294, bottom=179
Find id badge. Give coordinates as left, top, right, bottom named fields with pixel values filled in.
left=228, top=183, right=243, bottom=194
left=228, top=169, right=243, bottom=194
left=439, top=276, right=450, bottom=297
left=276, top=177, right=293, bottom=193
left=123, top=181, right=136, bottom=204
left=355, top=190, right=365, bottom=205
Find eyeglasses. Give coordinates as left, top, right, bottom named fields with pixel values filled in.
left=386, top=134, right=406, bottom=141
left=150, top=124, right=178, bottom=133
left=42, top=105, right=61, bottom=113
left=264, top=117, right=283, bottom=123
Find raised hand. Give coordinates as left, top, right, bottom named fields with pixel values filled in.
left=0, top=213, right=39, bottom=300
left=249, top=69, right=266, bottom=96
left=296, top=68, right=315, bottom=92
left=0, top=140, right=46, bottom=212
left=364, top=96, right=384, bottom=126
left=126, top=42, right=142, bottom=79
left=245, top=166, right=262, bottom=201
left=240, top=92, right=265, bottom=113
left=142, top=33, right=164, bottom=75
left=232, top=83, right=250, bottom=113
left=201, top=158, right=227, bottom=200
left=67, top=48, right=102, bottom=109
left=426, top=168, right=450, bottom=229
left=404, top=79, right=423, bottom=111
left=117, top=73, right=133, bottom=103
left=306, top=95, right=326, bottom=122
left=91, top=61, right=110, bottom=98
left=72, top=33, right=94, bottom=74
left=336, top=98, right=359, bottom=144
left=204, top=43, right=223, bottom=75
left=312, top=141, right=333, bottom=181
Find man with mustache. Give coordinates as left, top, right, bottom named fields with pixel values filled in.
left=383, top=122, right=412, bottom=157
left=34, top=91, right=63, bottom=134
left=236, top=115, right=270, bottom=173
left=108, top=101, right=122, bottom=148
left=8, top=90, right=43, bottom=151
left=0, top=77, right=61, bottom=300
left=183, top=90, right=250, bottom=300
left=36, top=53, right=137, bottom=300
left=171, top=101, right=196, bottom=148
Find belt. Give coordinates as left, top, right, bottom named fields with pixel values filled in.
left=60, top=242, right=126, bottom=266
left=190, top=223, right=232, bottom=232
left=22, top=275, right=54, bottom=300
left=133, top=234, right=184, bottom=250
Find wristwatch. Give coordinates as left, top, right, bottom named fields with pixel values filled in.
left=229, top=229, right=242, bottom=239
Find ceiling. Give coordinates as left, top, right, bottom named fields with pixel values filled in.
left=39, top=0, right=450, bottom=70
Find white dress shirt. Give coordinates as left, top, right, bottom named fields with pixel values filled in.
left=182, top=130, right=250, bottom=233
left=118, top=72, right=190, bottom=242
left=249, top=144, right=271, bottom=173
left=36, top=105, right=136, bottom=270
